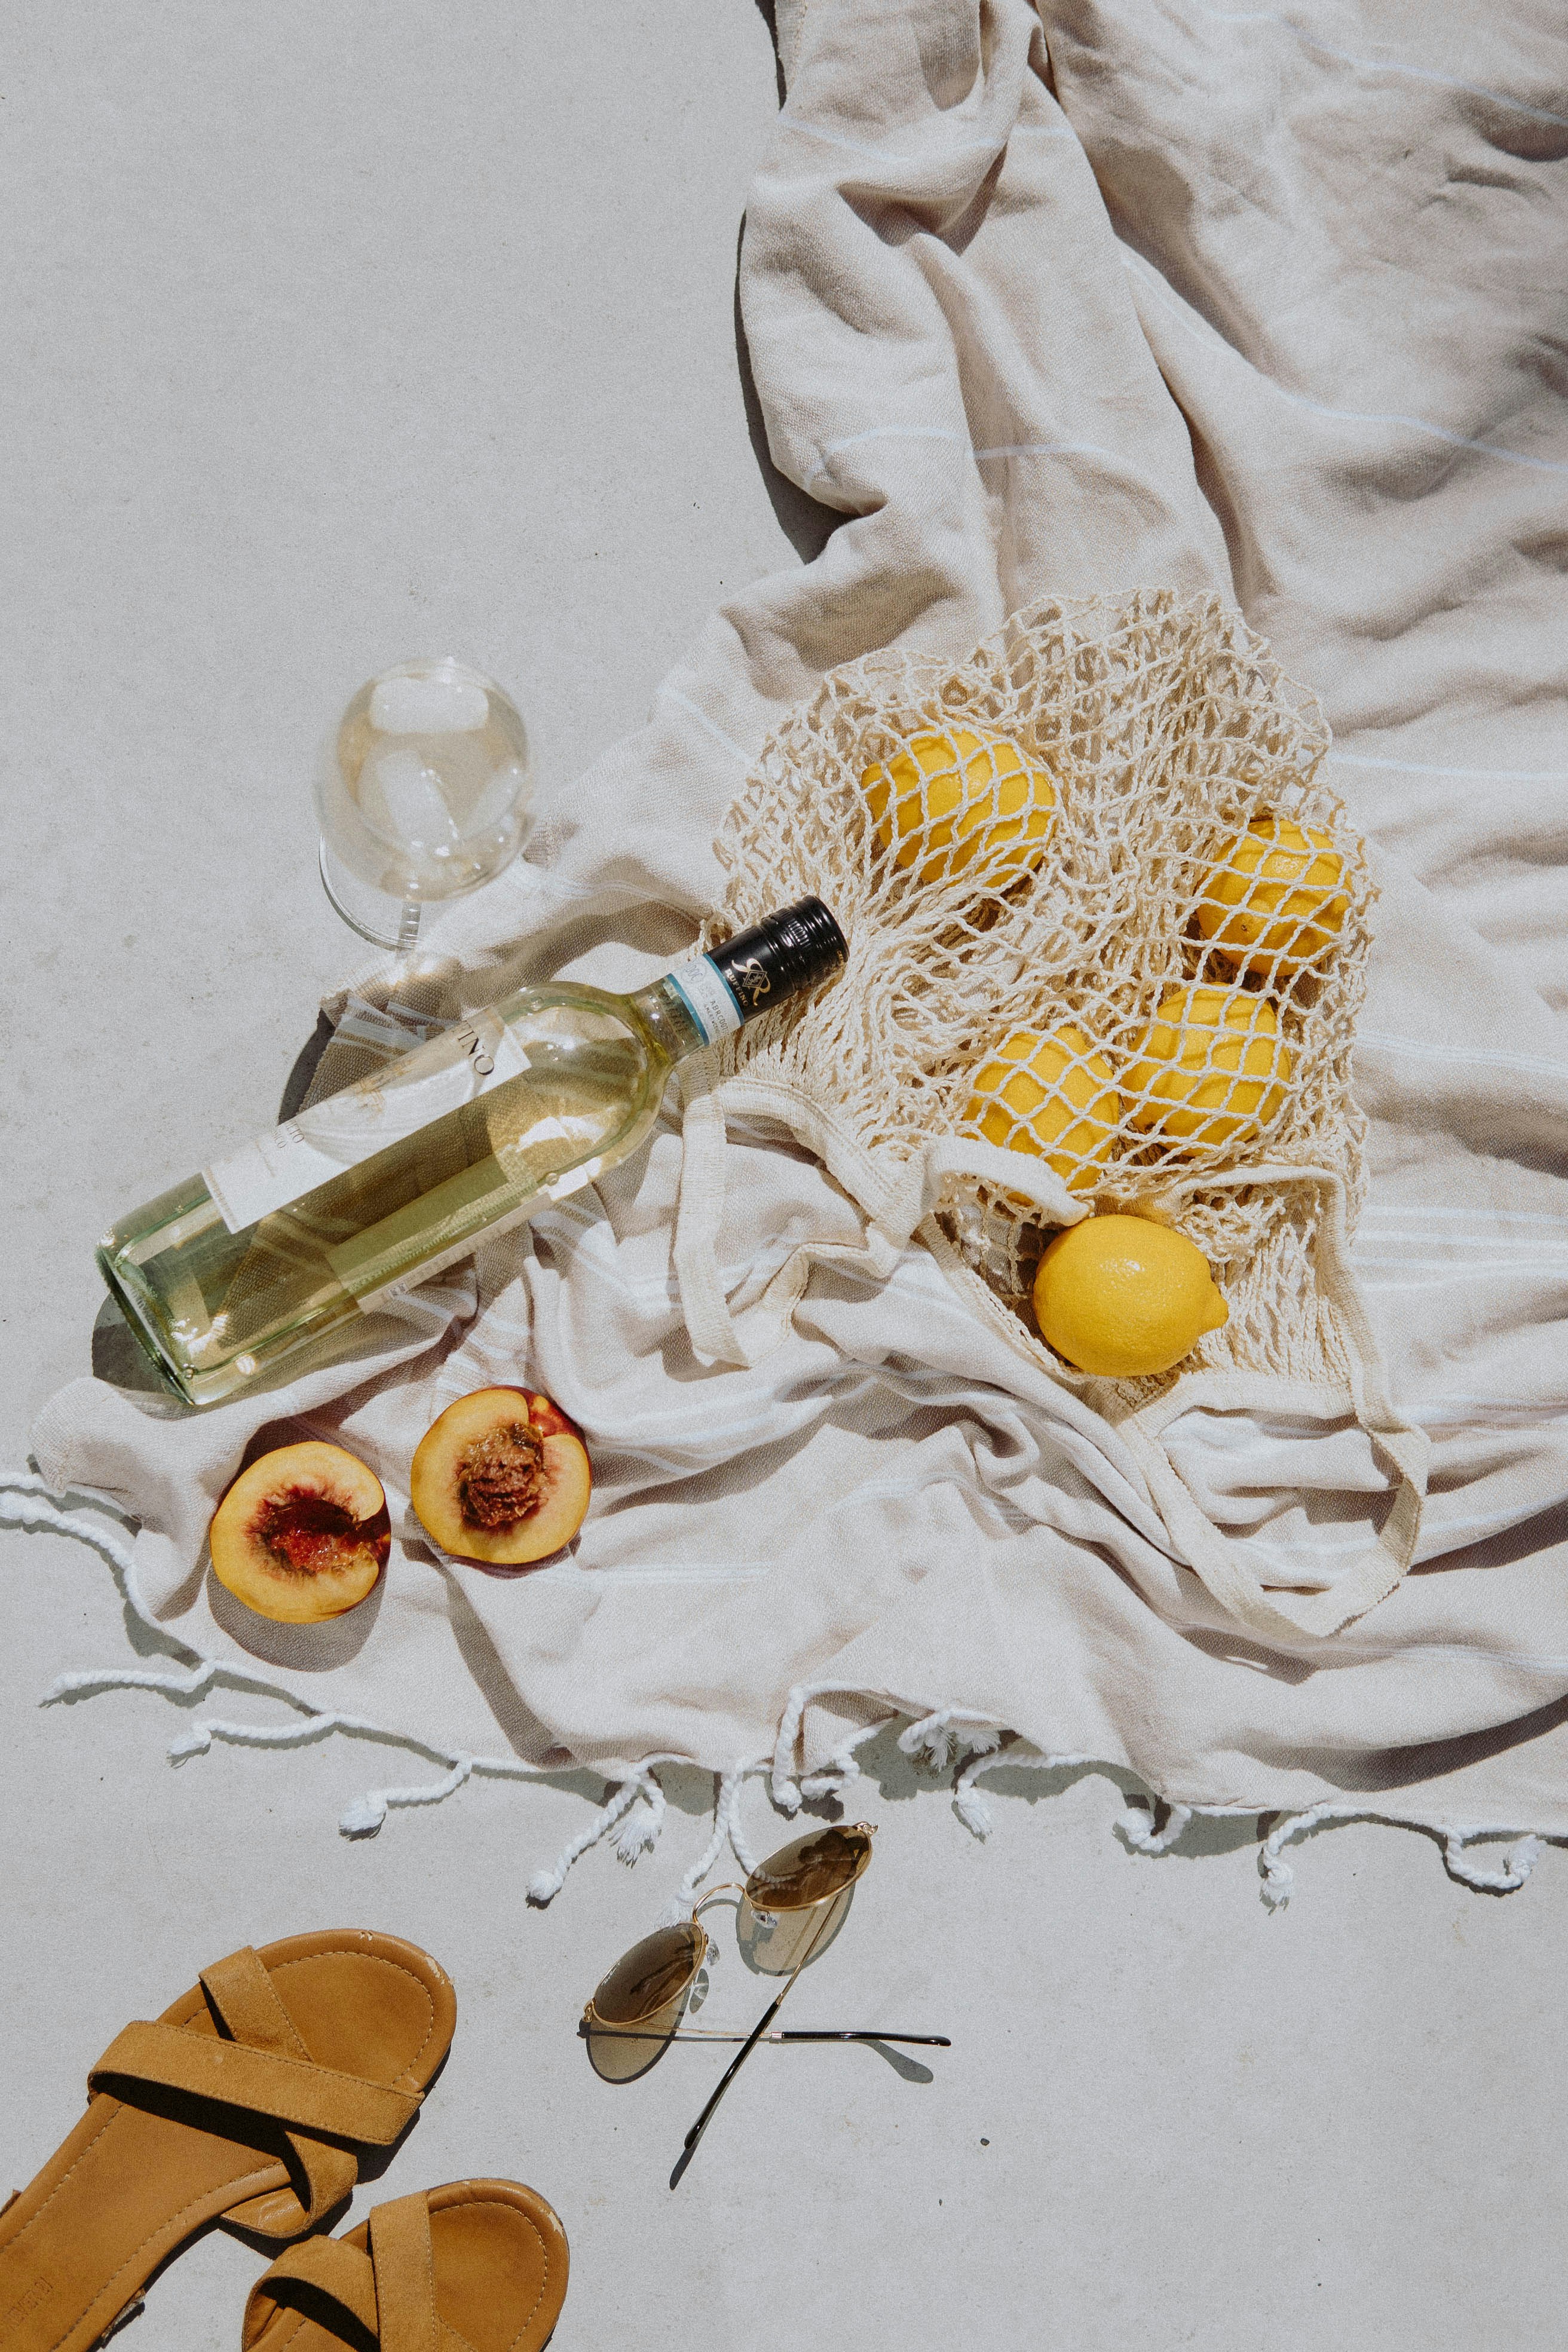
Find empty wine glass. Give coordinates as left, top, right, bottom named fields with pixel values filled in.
left=316, top=657, right=533, bottom=951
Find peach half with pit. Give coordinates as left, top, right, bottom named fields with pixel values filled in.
left=209, top=1440, right=390, bottom=1623
left=410, top=1386, right=592, bottom=1567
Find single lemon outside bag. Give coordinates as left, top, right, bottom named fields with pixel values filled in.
left=1033, top=1214, right=1227, bottom=1379
left=1195, top=815, right=1348, bottom=976
left=963, top=1024, right=1120, bottom=1192
left=862, top=727, right=1054, bottom=887
left=1124, top=983, right=1293, bottom=1150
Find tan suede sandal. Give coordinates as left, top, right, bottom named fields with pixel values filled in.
left=244, top=2179, right=570, bottom=2352
left=0, top=1930, right=455, bottom=2352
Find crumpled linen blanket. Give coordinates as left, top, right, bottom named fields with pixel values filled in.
left=24, top=0, right=1568, bottom=1901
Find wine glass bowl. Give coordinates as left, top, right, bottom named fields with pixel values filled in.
left=316, top=657, right=533, bottom=949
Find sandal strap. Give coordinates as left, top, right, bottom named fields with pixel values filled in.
left=201, top=1946, right=314, bottom=2057
left=249, top=2236, right=381, bottom=2338
left=200, top=1947, right=360, bottom=2232
left=90, top=1946, right=419, bottom=2242
left=250, top=2194, right=463, bottom=2352
left=369, top=2192, right=440, bottom=2352
left=91, top=2020, right=419, bottom=2140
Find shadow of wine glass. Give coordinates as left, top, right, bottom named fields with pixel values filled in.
left=278, top=1012, right=336, bottom=1121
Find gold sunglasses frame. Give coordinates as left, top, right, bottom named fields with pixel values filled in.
left=581, top=1821, right=877, bottom=2048
left=578, top=1823, right=950, bottom=2185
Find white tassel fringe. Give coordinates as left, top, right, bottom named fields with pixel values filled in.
left=7, top=1471, right=1563, bottom=1914
left=900, top=1707, right=1004, bottom=1772
left=526, top=1768, right=666, bottom=1906
left=953, top=1741, right=1096, bottom=1838
left=1117, top=1797, right=1196, bottom=1855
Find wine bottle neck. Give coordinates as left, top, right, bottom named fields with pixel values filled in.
left=625, top=955, right=774, bottom=1065
left=630, top=901, right=848, bottom=1066
left=627, top=970, right=725, bottom=1065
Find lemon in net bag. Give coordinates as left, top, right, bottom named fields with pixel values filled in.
left=1123, top=984, right=1294, bottom=1152
left=1195, top=816, right=1349, bottom=977
left=861, top=727, right=1055, bottom=887
left=963, top=1024, right=1121, bottom=1193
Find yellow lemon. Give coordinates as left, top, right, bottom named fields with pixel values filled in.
left=1195, top=817, right=1349, bottom=976
left=862, top=727, right=1055, bottom=886
left=1033, top=1214, right=1228, bottom=1378
left=1123, top=984, right=1293, bottom=1150
left=963, top=1024, right=1121, bottom=1193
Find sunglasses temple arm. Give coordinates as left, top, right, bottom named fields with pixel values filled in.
left=773, top=2030, right=952, bottom=2046
left=676, top=1898, right=837, bottom=2165
left=679, top=2029, right=950, bottom=2047
left=587, top=2026, right=951, bottom=2046
left=677, top=1982, right=792, bottom=2158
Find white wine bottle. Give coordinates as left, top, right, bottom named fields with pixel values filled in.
left=99, top=899, right=847, bottom=1406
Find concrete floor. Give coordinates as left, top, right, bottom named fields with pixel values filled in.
left=2, top=7, right=1563, bottom=2347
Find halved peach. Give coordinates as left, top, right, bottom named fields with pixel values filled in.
left=410, top=1386, right=591, bottom=1567
left=209, top=1440, right=389, bottom=1623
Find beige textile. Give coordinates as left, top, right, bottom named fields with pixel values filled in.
left=696, top=584, right=1433, bottom=1642
left=29, top=0, right=1568, bottom=1883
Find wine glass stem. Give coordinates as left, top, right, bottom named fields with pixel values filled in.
left=396, top=899, right=422, bottom=954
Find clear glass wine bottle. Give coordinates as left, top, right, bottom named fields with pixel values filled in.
left=99, top=901, right=846, bottom=1406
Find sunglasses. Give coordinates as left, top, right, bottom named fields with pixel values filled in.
left=580, top=1822, right=950, bottom=2185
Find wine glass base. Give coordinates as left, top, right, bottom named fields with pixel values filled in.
left=318, top=843, right=423, bottom=950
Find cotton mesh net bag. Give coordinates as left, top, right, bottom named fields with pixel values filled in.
left=675, top=589, right=1428, bottom=1641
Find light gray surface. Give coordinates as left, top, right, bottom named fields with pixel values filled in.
left=2, top=8, right=1563, bottom=2348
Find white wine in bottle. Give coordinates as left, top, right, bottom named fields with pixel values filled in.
left=99, top=899, right=847, bottom=1405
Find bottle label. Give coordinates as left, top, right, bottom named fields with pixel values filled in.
left=203, top=1007, right=530, bottom=1235
left=333, top=994, right=454, bottom=1059
left=666, top=955, right=743, bottom=1046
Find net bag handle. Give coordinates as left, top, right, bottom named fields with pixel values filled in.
left=673, top=1061, right=1085, bottom=1369
left=924, top=1159, right=1431, bottom=1640
left=1111, top=1160, right=1429, bottom=1637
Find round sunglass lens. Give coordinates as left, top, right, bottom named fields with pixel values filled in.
left=592, top=1922, right=702, bottom=2025
left=585, top=1922, right=703, bottom=2084
left=745, top=1824, right=871, bottom=1911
